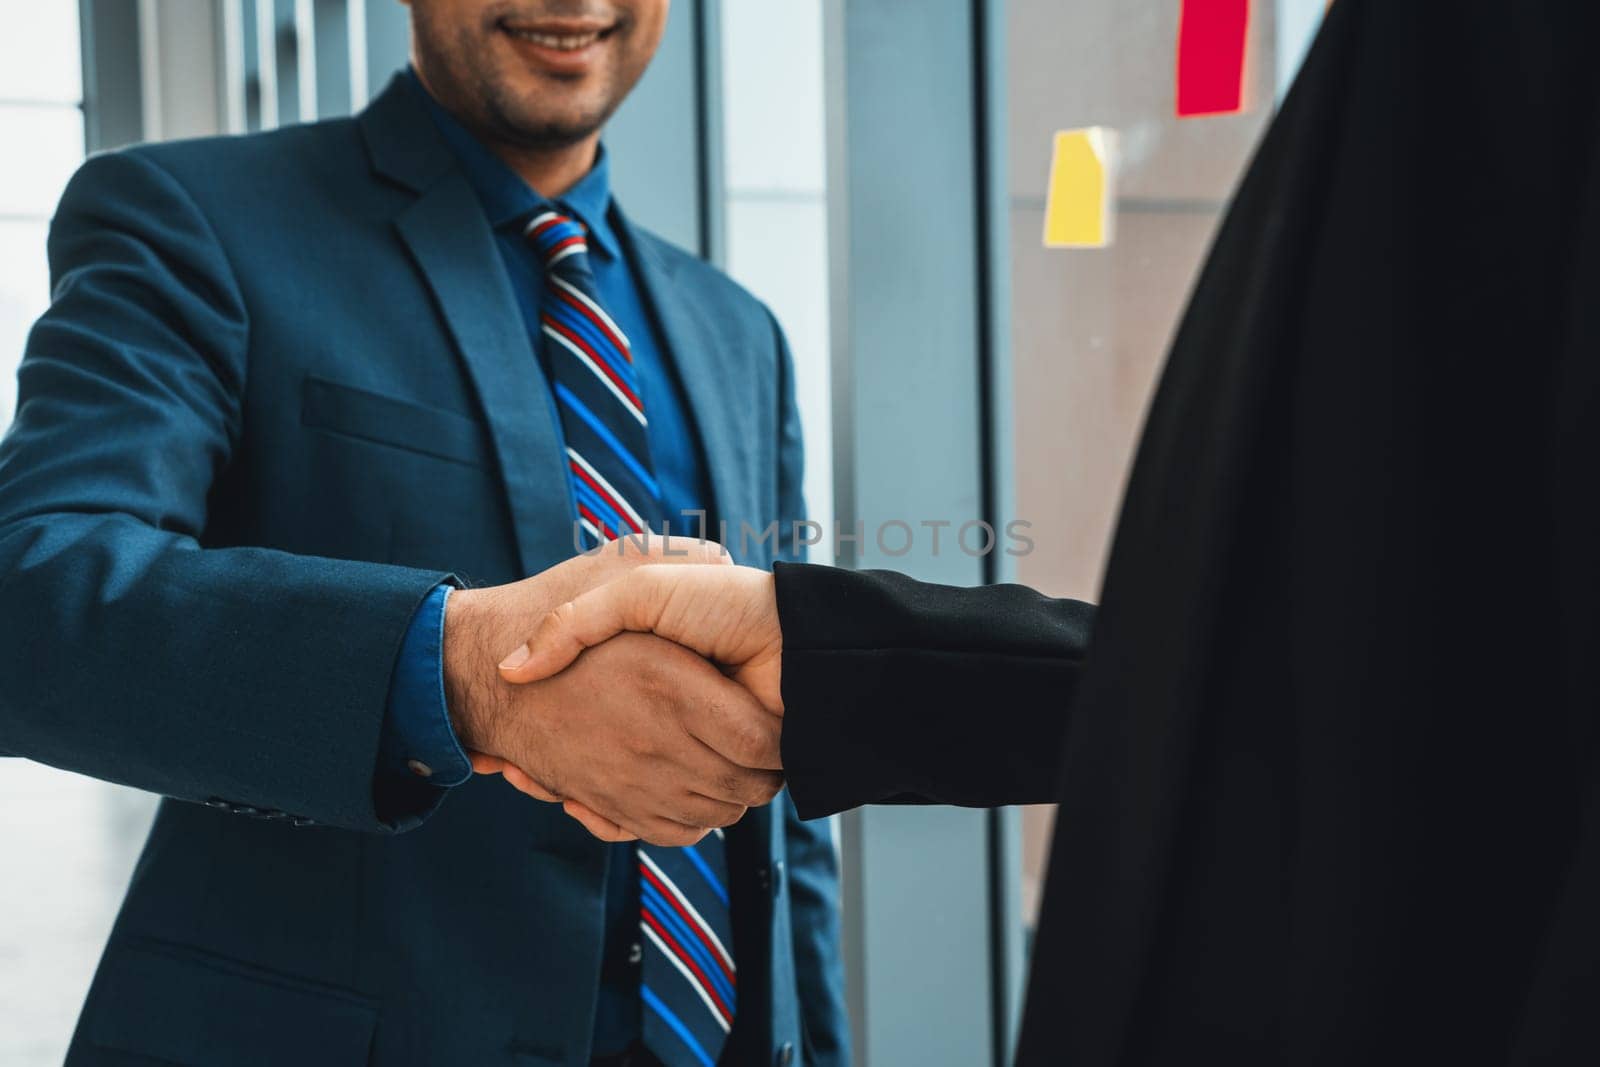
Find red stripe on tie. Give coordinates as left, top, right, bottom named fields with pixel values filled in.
left=555, top=285, right=632, bottom=362
left=544, top=234, right=587, bottom=261
left=569, top=460, right=644, bottom=534
left=542, top=315, right=644, bottom=411
left=642, top=908, right=734, bottom=1024
left=577, top=502, right=617, bottom=541
left=639, top=862, right=736, bottom=986
left=528, top=216, right=566, bottom=240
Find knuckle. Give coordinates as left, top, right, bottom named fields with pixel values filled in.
left=733, top=723, right=772, bottom=766
left=684, top=801, right=742, bottom=828
left=634, top=656, right=668, bottom=697
left=745, top=776, right=781, bottom=806
left=549, top=600, right=580, bottom=632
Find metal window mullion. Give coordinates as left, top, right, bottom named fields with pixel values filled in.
left=136, top=0, right=163, bottom=141
left=255, top=0, right=277, bottom=128
left=294, top=0, right=317, bottom=121
left=220, top=0, right=247, bottom=133
left=346, top=0, right=368, bottom=110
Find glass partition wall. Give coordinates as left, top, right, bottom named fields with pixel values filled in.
left=1003, top=0, right=1326, bottom=942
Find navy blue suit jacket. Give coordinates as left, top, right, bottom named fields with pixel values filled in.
left=0, top=77, right=845, bottom=1066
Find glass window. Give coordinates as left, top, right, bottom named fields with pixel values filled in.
left=0, top=12, right=84, bottom=434
left=0, top=105, right=85, bottom=217
left=0, top=0, right=81, bottom=103
left=0, top=219, right=52, bottom=430
left=0, top=13, right=140, bottom=1067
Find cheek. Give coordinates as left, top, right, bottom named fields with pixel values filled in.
left=622, top=3, right=671, bottom=66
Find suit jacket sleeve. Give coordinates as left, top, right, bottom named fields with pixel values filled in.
left=775, top=563, right=1095, bottom=820
left=767, top=312, right=850, bottom=1064
left=0, top=150, right=450, bottom=833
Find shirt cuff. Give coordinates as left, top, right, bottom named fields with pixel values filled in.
left=376, top=584, right=472, bottom=825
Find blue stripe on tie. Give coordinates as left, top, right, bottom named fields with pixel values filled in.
left=642, top=984, right=715, bottom=1067
left=545, top=298, right=638, bottom=391
left=641, top=881, right=734, bottom=1007
left=681, top=843, right=731, bottom=908
left=641, top=881, right=736, bottom=1006
left=553, top=382, right=659, bottom=497
left=572, top=478, right=629, bottom=535
left=534, top=218, right=585, bottom=254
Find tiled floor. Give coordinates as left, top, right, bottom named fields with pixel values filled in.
left=0, top=762, right=156, bottom=1065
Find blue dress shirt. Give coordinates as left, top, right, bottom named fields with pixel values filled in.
left=375, top=70, right=716, bottom=1056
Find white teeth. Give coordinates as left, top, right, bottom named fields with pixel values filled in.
left=509, top=29, right=602, bottom=51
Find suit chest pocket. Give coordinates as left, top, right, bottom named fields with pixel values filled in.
left=300, top=375, right=492, bottom=470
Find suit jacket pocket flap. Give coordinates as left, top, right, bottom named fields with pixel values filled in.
left=78, top=938, right=378, bottom=1067
left=302, top=375, right=490, bottom=468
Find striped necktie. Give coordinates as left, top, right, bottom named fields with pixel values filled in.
left=525, top=210, right=737, bottom=1066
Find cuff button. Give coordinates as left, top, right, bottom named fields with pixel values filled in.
left=407, top=759, right=435, bottom=779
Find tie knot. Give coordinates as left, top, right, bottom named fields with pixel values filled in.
left=524, top=210, right=588, bottom=272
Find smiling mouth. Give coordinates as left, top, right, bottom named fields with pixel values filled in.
left=500, top=20, right=619, bottom=52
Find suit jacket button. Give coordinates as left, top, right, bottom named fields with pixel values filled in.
left=774, top=1042, right=794, bottom=1066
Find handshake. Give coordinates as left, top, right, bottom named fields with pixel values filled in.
left=442, top=538, right=785, bottom=847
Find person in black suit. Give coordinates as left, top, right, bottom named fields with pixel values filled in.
left=493, top=1, right=1600, bottom=1063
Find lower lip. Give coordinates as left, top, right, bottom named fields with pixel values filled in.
left=501, top=28, right=608, bottom=76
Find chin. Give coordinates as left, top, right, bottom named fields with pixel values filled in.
left=491, top=90, right=611, bottom=148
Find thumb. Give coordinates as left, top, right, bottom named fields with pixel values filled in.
left=497, top=567, right=675, bottom=684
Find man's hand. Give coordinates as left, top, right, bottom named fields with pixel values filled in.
left=442, top=538, right=783, bottom=846
left=495, top=564, right=784, bottom=840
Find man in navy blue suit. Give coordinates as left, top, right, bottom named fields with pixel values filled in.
left=0, top=1, right=845, bottom=1064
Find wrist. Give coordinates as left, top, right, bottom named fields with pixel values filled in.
left=443, top=576, right=568, bottom=756
left=442, top=586, right=510, bottom=755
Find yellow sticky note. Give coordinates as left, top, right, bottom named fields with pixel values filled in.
left=1043, top=127, right=1117, bottom=249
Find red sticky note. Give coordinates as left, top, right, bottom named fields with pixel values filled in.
left=1177, top=0, right=1250, bottom=117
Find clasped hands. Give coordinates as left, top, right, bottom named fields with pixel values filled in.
left=442, top=537, right=781, bottom=847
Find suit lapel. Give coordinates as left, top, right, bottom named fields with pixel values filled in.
left=363, top=77, right=573, bottom=575
left=396, top=180, right=575, bottom=575
left=620, top=215, right=748, bottom=540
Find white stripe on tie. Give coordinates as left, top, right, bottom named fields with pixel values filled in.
left=542, top=325, right=647, bottom=426
left=639, top=851, right=735, bottom=973
left=567, top=447, right=649, bottom=532
left=546, top=242, right=587, bottom=269
left=641, top=922, right=732, bottom=1032
left=525, top=210, right=564, bottom=235
left=551, top=274, right=632, bottom=353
